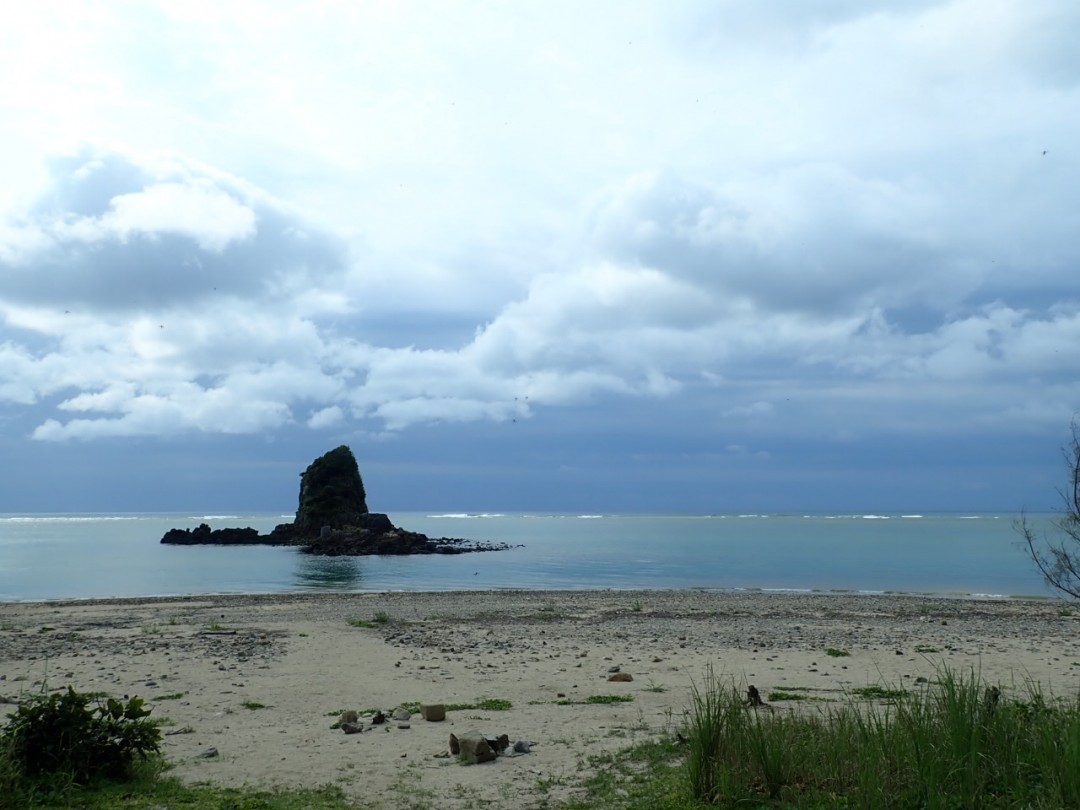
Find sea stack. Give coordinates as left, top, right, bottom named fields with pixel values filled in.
left=161, top=446, right=513, bottom=556
left=292, top=444, right=369, bottom=534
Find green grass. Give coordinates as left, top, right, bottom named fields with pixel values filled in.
left=346, top=611, right=391, bottom=629
left=0, top=771, right=358, bottom=810
left=852, top=685, right=907, bottom=701
left=443, top=697, right=512, bottom=712
left=567, top=738, right=688, bottom=809
left=768, top=690, right=812, bottom=701
left=824, top=647, right=850, bottom=657
left=241, top=700, right=267, bottom=710
left=555, top=694, right=636, bottom=706
left=674, top=666, right=1080, bottom=809
left=534, top=603, right=566, bottom=621
left=13, top=669, right=1080, bottom=809
left=915, top=643, right=940, bottom=653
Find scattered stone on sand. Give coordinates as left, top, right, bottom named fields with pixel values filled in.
left=421, top=703, right=446, bottom=721
left=456, top=731, right=497, bottom=764
left=607, top=672, right=633, bottom=682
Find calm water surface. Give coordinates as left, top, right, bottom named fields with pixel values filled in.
left=0, top=512, right=1058, bottom=601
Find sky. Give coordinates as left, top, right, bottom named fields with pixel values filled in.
left=0, top=0, right=1078, bottom=514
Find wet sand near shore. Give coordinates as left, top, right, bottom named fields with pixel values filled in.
left=2, top=590, right=1078, bottom=808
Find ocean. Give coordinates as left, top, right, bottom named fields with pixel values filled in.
left=0, top=512, right=1060, bottom=602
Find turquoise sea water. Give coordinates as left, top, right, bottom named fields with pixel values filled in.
left=0, top=512, right=1060, bottom=602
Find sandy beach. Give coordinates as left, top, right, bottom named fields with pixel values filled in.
left=2, top=590, right=1077, bottom=808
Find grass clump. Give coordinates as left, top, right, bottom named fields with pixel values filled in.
left=768, top=690, right=811, bottom=701
left=824, top=647, right=850, bottom=657
left=852, top=685, right=907, bottom=701
left=241, top=700, right=268, bottom=710
left=555, top=694, right=636, bottom=706
left=915, top=643, right=940, bottom=653
left=678, top=666, right=1080, bottom=809
left=534, top=603, right=565, bottom=621
left=444, top=697, right=512, bottom=712
left=347, top=611, right=391, bottom=629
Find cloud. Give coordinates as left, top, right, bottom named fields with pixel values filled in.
left=0, top=148, right=346, bottom=310
left=97, top=181, right=256, bottom=251
left=3, top=144, right=1078, bottom=447
left=2, top=1, right=1079, bottom=460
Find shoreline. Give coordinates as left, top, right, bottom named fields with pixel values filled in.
left=1, top=584, right=1058, bottom=606
left=3, top=589, right=1078, bottom=808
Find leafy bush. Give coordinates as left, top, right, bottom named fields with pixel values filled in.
left=2, top=687, right=161, bottom=783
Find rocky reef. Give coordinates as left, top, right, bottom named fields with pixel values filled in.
left=161, top=446, right=512, bottom=556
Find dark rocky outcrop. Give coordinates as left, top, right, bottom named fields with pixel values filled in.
left=293, top=445, right=368, bottom=532
left=160, top=524, right=265, bottom=545
left=160, top=446, right=513, bottom=556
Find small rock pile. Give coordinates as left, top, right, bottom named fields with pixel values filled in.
left=331, top=701, right=533, bottom=764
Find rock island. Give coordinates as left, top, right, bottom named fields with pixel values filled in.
left=160, top=446, right=512, bottom=556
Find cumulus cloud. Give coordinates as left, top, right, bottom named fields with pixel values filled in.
left=0, top=148, right=346, bottom=310
left=2, top=1, right=1079, bottom=458
left=3, top=143, right=1078, bottom=446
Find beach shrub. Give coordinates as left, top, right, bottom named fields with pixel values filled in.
left=1, top=687, right=161, bottom=784
left=1020, top=419, right=1080, bottom=599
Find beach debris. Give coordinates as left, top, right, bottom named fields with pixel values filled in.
left=607, top=672, right=633, bottom=682
left=451, top=732, right=526, bottom=760
left=340, top=722, right=364, bottom=734
left=392, top=707, right=412, bottom=721
left=421, top=703, right=446, bottom=721
left=397, top=722, right=411, bottom=729
left=371, top=710, right=386, bottom=725
left=197, top=747, right=219, bottom=759
left=165, top=725, right=195, bottom=736
left=607, top=665, right=620, bottom=673
left=456, top=731, right=497, bottom=764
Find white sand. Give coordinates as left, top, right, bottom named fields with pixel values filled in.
left=2, top=590, right=1077, bottom=808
